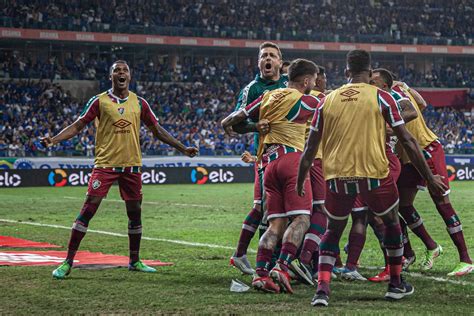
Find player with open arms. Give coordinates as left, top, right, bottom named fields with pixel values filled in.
left=41, top=60, right=198, bottom=279
left=223, top=59, right=320, bottom=294
left=297, top=50, right=446, bottom=306
left=228, top=42, right=287, bottom=275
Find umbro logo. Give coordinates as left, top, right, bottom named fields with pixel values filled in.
left=113, top=119, right=132, bottom=129
left=340, top=89, right=360, bottom=98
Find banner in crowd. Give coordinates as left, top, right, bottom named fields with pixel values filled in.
left=0, top=167, right=254, bottom=187
left=0, top=157, right=249, bottom=170
left=2, top=27, right=474, bottom=55
left=417, top=88, right=470, bottom=108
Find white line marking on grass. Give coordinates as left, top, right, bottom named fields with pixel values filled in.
left=0, top=218, right=255, bottom=253
left=2, top=218, right=472, bottom=285
left=364, top=265, right=473, bottom=286
left=63, top=196, right=218, bottom=209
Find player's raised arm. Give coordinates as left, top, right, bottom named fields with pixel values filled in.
left=41, top=94, right=101, bottom=147
left=41, top=119, right=87, bottom=147
left=398, top=99, right=418, bottom=123
left=221, top=94, right=267, bottom=135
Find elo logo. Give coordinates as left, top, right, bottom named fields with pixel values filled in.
left=191, top=167, right=209, bottom=184
left=191, top=167, right=234, bottom=184
left=48, top=169, right=68, bottom=187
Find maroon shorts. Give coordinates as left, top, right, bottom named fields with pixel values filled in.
left=253, top=163, right=263, bottom=205
left=264, top=152, right=312, bottom=220
left=87, top=168, right=142, bottom=201
left=397, top=140, right=450, bottom=196
left=352, top=151, right=401, bottom=212
left=310, top=158, right=326, bottom=206
left=326, top=176, right=399, bottom=220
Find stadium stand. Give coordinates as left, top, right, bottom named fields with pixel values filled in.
left=1, top=0, right=472, bottom=45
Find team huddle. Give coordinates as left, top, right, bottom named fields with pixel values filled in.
left=40, top=40, right=471, bottom=308
left=221, top=42, right=473, bottom=306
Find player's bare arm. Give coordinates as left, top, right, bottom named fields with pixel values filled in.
left=148, top=124, right=198, bottom=157
left=398, top=99, right=418, bottom=123
left=41, top=119, right=87, bottom=147
left=296, top=128, right=321, bottom=196
left=408, top=87, right=427, bottom=110
left=393, top=81, right=427, bottom=110
left=392, top=124, right=447, bottom=196
left=232, top=120, right=258, bottom=134
left=221, top=110, right=247, bottom=135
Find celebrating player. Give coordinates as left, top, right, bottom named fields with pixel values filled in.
left=297, top=50, right=447, bottom=306
left=340, top=68, right=419, bottom=282
left=41, top=60, right=198, bottom=279
left=393, top=82, right=473, bottom=276
left=223, top=59, right=320, bottom=294
left=229, top=42, right=287, bottom=275
left=290, top=66, right=328, bottom=285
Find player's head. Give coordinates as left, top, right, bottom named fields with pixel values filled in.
left=370, top=68, right=394, bottom=91
left=345, top=50, right=372, bottom=80
left=258, top=42, right=282, bottom=80
left=281, top=60, right=291, bottom=75
left=109, top=60, right=131, bottom=91
left=288, top=59, right=318, bottom=94
left=315, top=65, right=327, bottom=92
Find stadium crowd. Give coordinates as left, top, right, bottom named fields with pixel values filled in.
left=2, top=50, right=473, bottom=89
left=0, top=77, right=472, bottom=158
left=1, top=0, right=472, bottom=45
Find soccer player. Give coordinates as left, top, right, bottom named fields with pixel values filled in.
left=229, top=42, right=288, bottom=275
left=393, top=82, right=473, bottom=276
left=222, top=59, right=320, bottom=294
left=41, top=60, right=198, bottom=279
left=289, top=66, right=328, bottom=285
left=340, top=68, right=419, bottom=282
left=297, top=50, right=447, bottom=306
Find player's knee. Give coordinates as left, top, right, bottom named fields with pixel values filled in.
left=86, top=195, right=103, bottom=206
left=253, top=203, right=262, bottom=212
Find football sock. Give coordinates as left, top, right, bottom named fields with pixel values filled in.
left=277, top=242, right=298, bottom=271
left=346, top=232, right=366, bottom=270
left=256, top=247, right=273, bottom=277
left=436, top=202, right=471, bottom=263
left=399, top=205, right=437, bottom=250
left=236, top=207, right=262, bottom=257
left=66, top=201, right=99, bottom=264
left=127, top=208, right=142, bottom=264
left=300, top=211, right=326, bottom=265
left=317, top=226, right=344, bottom=295
left=384, top=223, right=403, bottom=287
left=400, top=218, right=415, bottom=258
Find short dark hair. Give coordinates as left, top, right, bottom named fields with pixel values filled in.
left=346, top=50, right=371, bottom=74
left=282, top=60, right=291, bottom=67
left=259, top=41, right=282, bottom=59
left=109, top=60, right=129, bottom=74
left=288, top=59, right=319, bottom=82
left=317, top=65, right=325, bottom=75
left=373, top=68, right=394, bottom=88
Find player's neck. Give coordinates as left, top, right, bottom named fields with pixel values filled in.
left=348, top=74, right=370, bottom=84
left=260, top=73, right=280, bottom=82
left=111, top=87, right=129, bottom=99
left=288, top=82, right=307, bottom=94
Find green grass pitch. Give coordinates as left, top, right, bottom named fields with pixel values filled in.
left=0, top=182, right=473, bottom=314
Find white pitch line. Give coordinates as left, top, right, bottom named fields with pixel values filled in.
left=63, top=196, right=217, bottom=209
left=351, top=265, right=473, bottom=286
left=0, top=218, right=255, bottom=253
left=1, top=218, right=472, bottom=285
